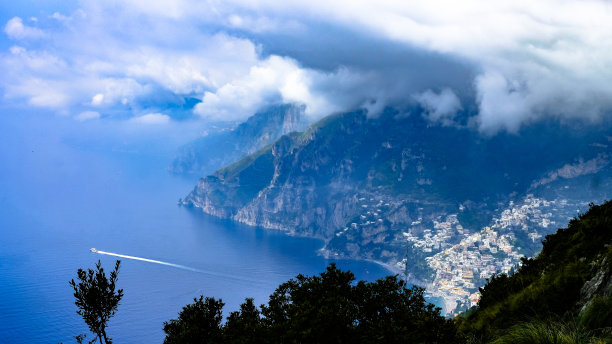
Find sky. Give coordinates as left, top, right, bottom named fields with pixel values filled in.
left=1, top=0, right=612, bottom=134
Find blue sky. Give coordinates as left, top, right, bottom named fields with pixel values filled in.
left=1, top=0, right=612, bottom=134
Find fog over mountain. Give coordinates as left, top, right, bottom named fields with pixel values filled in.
left=2, top=0, right=612, bottom=134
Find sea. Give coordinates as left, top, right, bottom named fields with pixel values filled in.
left=0, top=111, right=391, bottom=343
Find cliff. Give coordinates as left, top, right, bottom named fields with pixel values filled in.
left=184, top=108, right=612, bottom=296
left=170, top=103, right=308, bottom=176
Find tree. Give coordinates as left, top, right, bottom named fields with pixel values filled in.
left=69, top=260, right=123, bottom=344
left=163, top=296, right=225, bottom=344
left=224, top=298, right=264, bottom=344
left=164, top=264, right=462, bottom=343
left=259, top=263, right=461, bottom=343
left=261, top=264, right=357, bottom=342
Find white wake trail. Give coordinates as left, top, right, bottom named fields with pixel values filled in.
left=90, top=248, right=269, bottom=286
left=91, top=248, right=201, bottom=273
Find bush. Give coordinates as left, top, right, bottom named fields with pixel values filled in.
left=579, top=295, right=612, bottom=333
left=163, top=296, right=224, bottom=344
left=491, top=320, right=600, bottom=344
left=163, top=264, right=462, bottom=343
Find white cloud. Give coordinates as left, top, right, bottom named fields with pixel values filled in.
left=130, top=113, right=171, bottom=124
left=4, top=17, right=46, bottom=40
left=0, top=11, right=264, bottom=118
left=118, top=33, right=260, bottom=94
left=474, top=72, right=531, bottom=133
left=531, top=154, right=609, bottom=188
left=50, top=12, right=70, bottom=21
left=413, top=88, right=462, bottom=126
left=28, top=90, right=69, bottom=108
left=204, top=0, right=612, bottom=132
left=2, top=1, right=612, bottom=132
left=76, top=111, right=101, bottom=121
left=4, top=76, right=72, bottom=108
left=91, top=94, right=104, bottom=106
left=226, top=14, right=305, bottom=33
left=193, top=56, right=385, bottom=121
left=194, top=56, right=314, bottom=120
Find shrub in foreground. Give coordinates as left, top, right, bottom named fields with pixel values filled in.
left=164, top=264, right=461, bottom=343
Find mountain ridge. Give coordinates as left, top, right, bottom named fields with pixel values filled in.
left=183, top=106, right=612, bottom=313
left=169, top=103, right=308, bottom=176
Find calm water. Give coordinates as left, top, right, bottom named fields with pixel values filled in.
left=0, top=112, right=391, bottom=343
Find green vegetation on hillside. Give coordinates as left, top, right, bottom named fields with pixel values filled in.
left=457, top=201, right=612, bottom=343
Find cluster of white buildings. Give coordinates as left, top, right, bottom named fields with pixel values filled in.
left=333, top=192, right=576, bottom=316
left=403, top=214, right=461, bottom=253
left=336, top=197, right=390, bottom=237
left=402, top=195, right=558, bottom=315
left=426, top=226, right=523, bottom=314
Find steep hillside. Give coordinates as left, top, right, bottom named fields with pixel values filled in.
left=457, top=201, right=612, bottom=343
left=169, top=104, right=308, bottom=175
left=184, top=107, right=612, bottom=313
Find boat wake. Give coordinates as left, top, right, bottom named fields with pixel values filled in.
left=89, top=248, right=270, bottom=286
left=90, top=248, right=201, bottom=273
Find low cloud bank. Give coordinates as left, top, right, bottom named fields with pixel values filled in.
left=2, top=1, right=612, bottom=133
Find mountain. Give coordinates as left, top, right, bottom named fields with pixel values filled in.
left=183, top=107, right=612, bottom=314
left=457, top=200, right=612, bottom=343
left=163, top=202, right=612, bottom=343
left=169, top=104, right=308, bottom=176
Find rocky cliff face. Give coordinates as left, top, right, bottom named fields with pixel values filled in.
left=187, top=112, right=373, bottom=238
left=579, top=257, right=612, bottom=314
left=184, top=107, right=612, bottom=294
left=170, top=103, right=308, bottom=176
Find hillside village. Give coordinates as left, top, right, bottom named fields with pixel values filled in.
left=371, top=194, right=587, bottom=314
left=411, top=195, right=585, bottom=314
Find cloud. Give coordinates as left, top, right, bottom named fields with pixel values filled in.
left=194, top=55, right=345, bottom=121
left=2, top=3, right=464, bottom=123
left=226, top=14, right=305, bottom=33
left=50, top=12, right=71, bottom=21
left=4, top=17, right=46, bottom=40
left=2, top=1, right=612, bottom=133
left=0, top=11, right=264, bottom=118
left=208, top=0, right=612, bottom=132
left=193, top=55, right=412, bottom=121
left=130, top=113, right=170, bottom=124
left=76, top=111, right=101, bottom=121
left=413, top=88, right=462, bottom=126
left=474, top=72, right=531, bottom=133
left=531, top=154, right=609, bottom=188
left=91, top=94, right=104, bottom=106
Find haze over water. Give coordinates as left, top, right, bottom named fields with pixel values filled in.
left=0, top=111, right=390, bottom=344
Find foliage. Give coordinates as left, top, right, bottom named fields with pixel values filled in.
left=579, top=295, right=612, bottom=335
left=69, top=260, right=123, bottom=344
left=164, top=263, right=461, bottom=343
left=490, top=320, right=605, bottom=344
left=457, top=201, right=612, bottom=342
left=163, top=296, right=225, bottom=344
left=224, top=298, right=264, bottom=344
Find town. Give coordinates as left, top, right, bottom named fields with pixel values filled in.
left=400, top=195, right=569, bottom=314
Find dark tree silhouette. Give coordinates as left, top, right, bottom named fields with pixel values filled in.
left=163, top=296, right=225, bottom=344
left=69, top=260, right=123, bottom=344
left=163, top=264, right=461, bottom=343
left=224, top=298, right=264, bottom=344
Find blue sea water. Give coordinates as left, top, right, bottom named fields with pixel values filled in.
left=0, top=112, right=391, bottom=343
